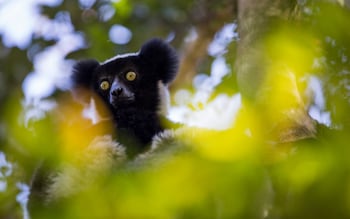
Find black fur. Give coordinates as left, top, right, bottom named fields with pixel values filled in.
left=139, top=38, right=178, bottom=84
left=71, top=38, right=178, bottom=153
left=71, top=59, right=100, bottom=88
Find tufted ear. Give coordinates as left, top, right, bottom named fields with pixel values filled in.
left=139, top=38, right=179, bottom=84
left=70, top=59, right=100, bottom=104
left=71, top=59, right=100, bottom=88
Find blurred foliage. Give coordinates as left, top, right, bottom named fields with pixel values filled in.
left=309, top=2, right=350, bottom=128
left=1, top=0, right=350, bottom=219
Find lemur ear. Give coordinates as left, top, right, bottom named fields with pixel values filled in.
left=70, top=59, right=100, bottom=103
left=139, top=38, right=179, bottom=84
left=71, top=59, right=100, bottom=88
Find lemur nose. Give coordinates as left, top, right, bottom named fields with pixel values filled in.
left=111, top=88, right=123, bottom=97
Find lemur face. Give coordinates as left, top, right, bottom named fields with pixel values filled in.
left=71, top=39, right=178, bottom=112
left=92, top=55, right=161, bottom=113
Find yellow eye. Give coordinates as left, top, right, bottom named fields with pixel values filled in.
left=125, top=71, right=137, bottom=81
left=100, top=80, right=110, bottom=90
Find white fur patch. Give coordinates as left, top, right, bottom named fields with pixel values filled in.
left=101, top=52, right=139, bottom=64
left=46, top=135, right=126, bottom=201
left=157, top=81, right=171, bottom=116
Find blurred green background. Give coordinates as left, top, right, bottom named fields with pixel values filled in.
left=1, top=0, right=350, bottom=218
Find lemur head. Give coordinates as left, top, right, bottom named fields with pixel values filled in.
left=71, top=38, right=178, bottom=115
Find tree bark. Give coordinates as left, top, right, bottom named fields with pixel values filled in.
left=236, top=0, right=316, bottom=142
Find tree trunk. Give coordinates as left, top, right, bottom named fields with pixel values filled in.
left=236, top=0, right=316, bottom=142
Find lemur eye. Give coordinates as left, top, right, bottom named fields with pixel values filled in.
left=125, top=71, right=137, bottom=81
left=100, top=80, right=110, bottom=90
